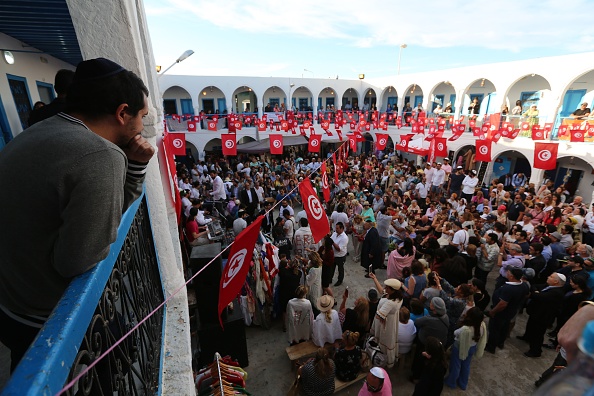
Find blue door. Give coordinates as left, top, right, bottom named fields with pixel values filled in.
left=299, top=98, right=308, bottom=110
left=560, top=90, right=586, bottom=118
left=520, top=91, right=540, bottom=113
left=36, top=81, right=55, bottom=104
left=7, top=74, right=32, bottom=129
left=180, top=99, right=194, bottom=115
left=387, top=96, right=398, bottom=111
left=0, top=95, right=12, bottom=150
left=414, top=95, right=423, bottom=108
left=484, top=92, right=497, bottom=114
left=318, top=97, right=322, bottom=109
left=449, top=94, right=456, bottom=113
left=433, top=95, right=444, bottom=111
left=217, top=98, right=226, bottom=113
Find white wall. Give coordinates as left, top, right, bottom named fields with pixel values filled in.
left=0, top=33, right=75, bottom=136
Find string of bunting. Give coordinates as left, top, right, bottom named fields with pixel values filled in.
left=58, top=139, right=350, bottom=395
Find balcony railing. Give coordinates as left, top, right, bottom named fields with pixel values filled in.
left=1, top=192, right=165, bottom=396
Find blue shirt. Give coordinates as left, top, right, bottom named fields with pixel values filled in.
left=410, top=308, right=430, bottom=323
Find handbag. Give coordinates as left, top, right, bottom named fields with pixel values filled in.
left=286, top=374, right=301, bottom=396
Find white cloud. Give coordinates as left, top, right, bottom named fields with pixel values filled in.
left=152, top=0, right=592, bottom=52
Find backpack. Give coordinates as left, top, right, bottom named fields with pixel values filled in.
left=364, top=336, right=387, bottom=367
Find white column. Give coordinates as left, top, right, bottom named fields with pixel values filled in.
left=66, top=1, right=194, bottom=394
left=529, top=168, right=545, bottom=187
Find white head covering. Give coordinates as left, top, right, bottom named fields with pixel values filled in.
left=370, top=367, right=385, bottom=379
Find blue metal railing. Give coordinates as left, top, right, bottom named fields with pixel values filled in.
left=1, top=191, right=165, bottom=396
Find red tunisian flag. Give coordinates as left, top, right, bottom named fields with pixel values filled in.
left=187, top=120, right=197, bottom=132
left=428, top=139, right=436, bottom=164
left=532, top=125, right=544, bottom=140
left=321, top=162, right=330, bottom=202
left=534, top=142, right=558, bottom=170
left=161, top=132, right=182, bottom=222
left=571, top=126, right=585, bottom=142
left=218, top=215, right=263, bottom=328
left=281, top=120, right=289, bottom=132
left=207, top=120, right=218, bottom=131
left=222, top=134, right=237, bottom=156
left=449, top=124, right=465, bottom=141
left=299, top=178, right=330, bottom=243
left=558, top=125, right=569, bottom=137
left=257, top=120, right=267, bottom=131
left=434, top=137, right=448, bottom=157
left=309, top=134, right=322, bottom=152
left=348, top=134, right=357, bottom=152
left=475, top=139, right=492, bottom=162
left=171, top=133, right=186, bottom=156
left=270, top=134, right=284, bottom=154
left=397, top=134, right=413, bottom=152
left=375, top=133, right=389, bottom=150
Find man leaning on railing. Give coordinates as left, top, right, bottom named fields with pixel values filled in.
left=0, top=58, right=155, bottom=372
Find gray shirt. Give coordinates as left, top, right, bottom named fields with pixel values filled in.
left=0, top=114, right=144, bottom=317
left=376, top=212, right=393, bottom=238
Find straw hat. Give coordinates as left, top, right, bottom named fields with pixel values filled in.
left=316, top=295, right=335, bottom=312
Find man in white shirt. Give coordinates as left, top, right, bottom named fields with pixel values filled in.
left=423, top=163, right=435, bottom=188
left=330, top=204, right=349, bottom=231
left=431, top=162, right=446, bottom=197
left=293, top=218, right=317, bottom=258
left=283, top=209, right=295, bottom=240
left=191, top=164, right=200, bottom=182
left=450, top=221, right=469, bottom=252
left=331, top=222, right=349, bottom=286
left=240, top=163, right=251, bottom=178
left=279, top=199, right=294, bottom=217
left=415, top=178, right=428, bottom=200
left=194, top=200, right=212, bottom=226
left=461, top=170, right=478, bottom=203
left=441, top=158, right=452, bottom=179
left=254, top=181, right=265, bottom=206
left=515, top=213, right=534, bottom=236
left=295, top=209, right=308, bottom=227
left=209, top=170, right=227, bottom=201
left=338, top=177, right=350, bottom=191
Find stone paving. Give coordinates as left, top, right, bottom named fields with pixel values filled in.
left=244, top=241, right=554, bottom=396
left=0, top=210, right=556, bottom=395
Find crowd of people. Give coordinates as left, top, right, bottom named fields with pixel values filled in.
left=175, top=140, right=594, bottom=395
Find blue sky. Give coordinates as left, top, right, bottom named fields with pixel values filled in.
left=145, top=0, right=594, bottom=80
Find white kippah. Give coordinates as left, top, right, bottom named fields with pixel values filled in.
left=370, top=367, right=385, bottom=379
left=557, top=273, right=567, bottom=283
